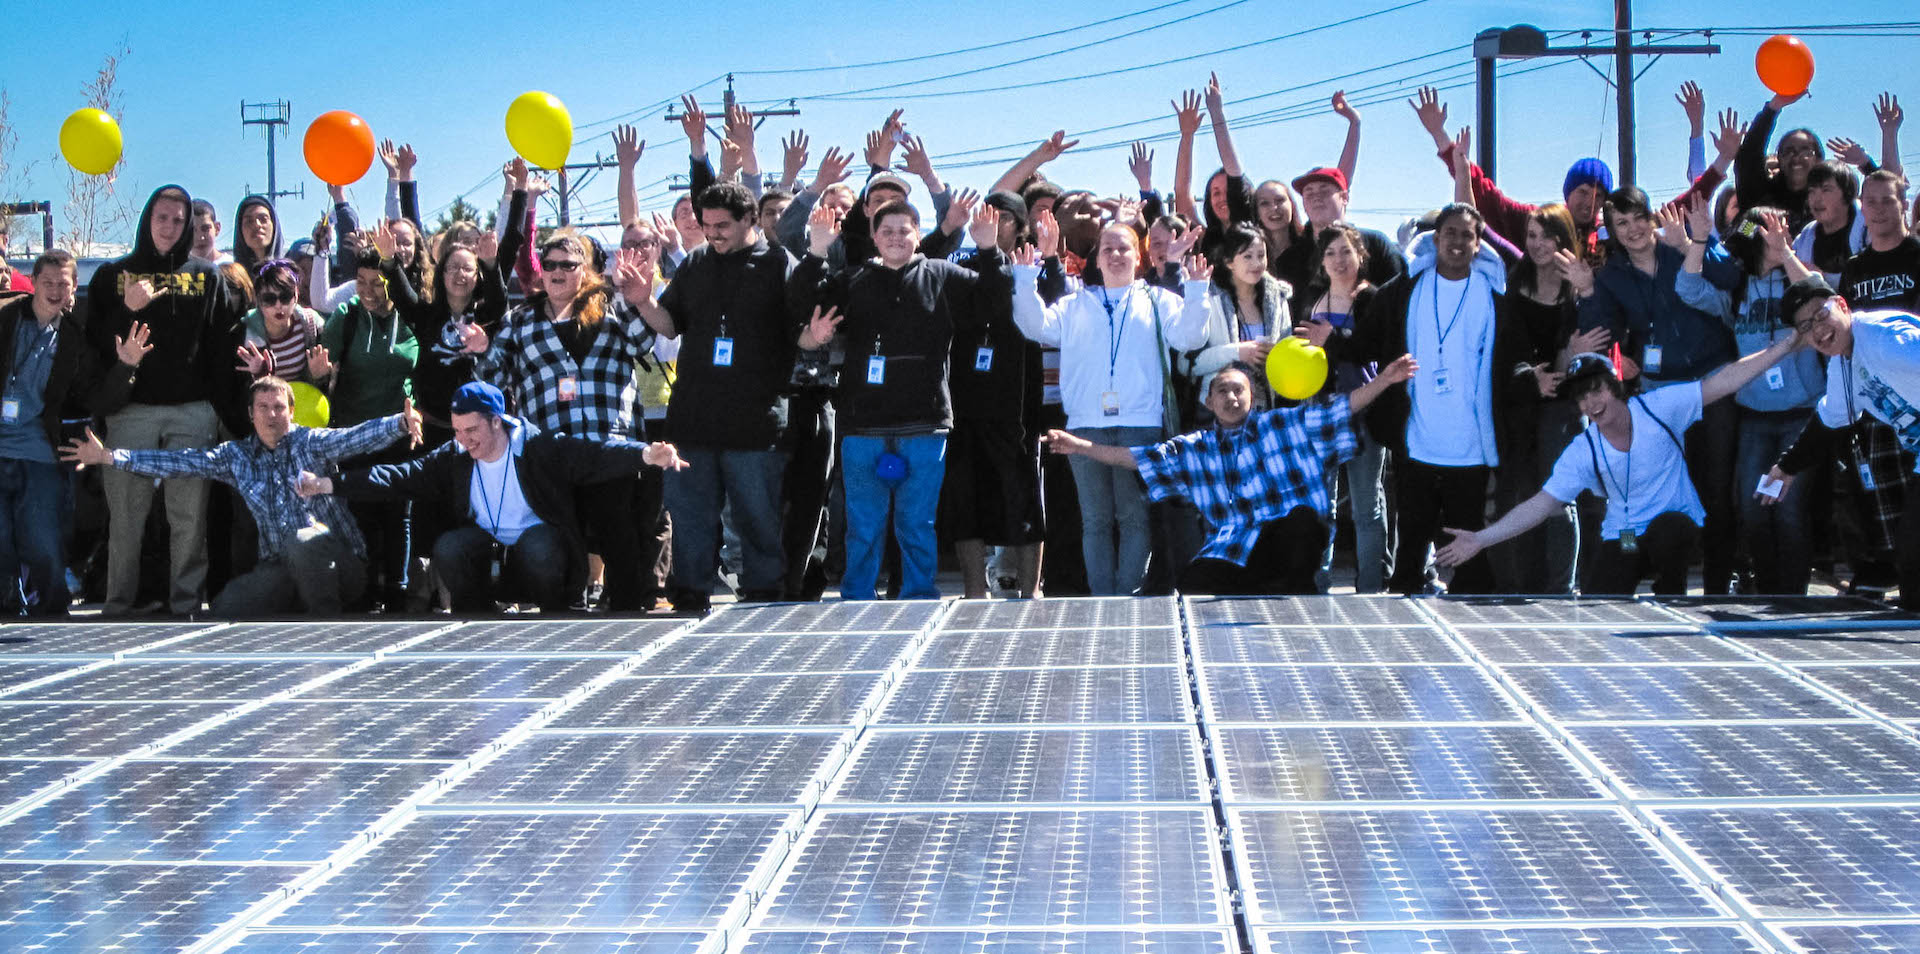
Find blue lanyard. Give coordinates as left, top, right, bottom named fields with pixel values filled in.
left=478, top=452, right=516, bottom=536
left=1098, top=286, right=1130, bottom=383
left=1431, top=273, right=1472, bottom=353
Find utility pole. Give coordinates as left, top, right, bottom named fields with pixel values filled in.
left=1472, top=8, right=1717, bottom=185
left=542, top=156, right=622, bottom=227
left=662, top=74, right=801, bottom=195
left=240, top=100, right=304, bottom=207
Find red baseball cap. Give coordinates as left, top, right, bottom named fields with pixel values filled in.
left=1291, top=167, right=1349, bottom=193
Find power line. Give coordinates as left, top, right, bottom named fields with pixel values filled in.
left=571, top=74, right=729, bottom=141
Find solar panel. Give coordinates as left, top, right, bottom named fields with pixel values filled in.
left=155, top=621, right=448, bottom=655
left=0, top=759, right=440, bottom=863
left=755, top=809, right=1229, bottom=928
left=6, top=659, right=348, bottom=701
left=828, top=728, right=1207, bottom=804
left=0, top=702, right=234, bottom=757
left=1195, top=626, right=1462, bottom=665
left=0, top=621, right=211, bottom=656
left=1254, top=926, right=1769, bottom=954
left=272, top=811, right=795, bottom=929
left=640, top=633, right=917, bottom=675
left=700, top=602, right=943, bottom=633
left=917, top=629, right=1181, bottom=669
left=434, top=731, right=849, bottom=807
left=1421, top=597, right=1681, bottom=627
left=737, top=931, right=1238, bottom=954
left=945, top=597, right=1179, bottom=630
left=1229, top=807, right=1723, bottom=924
left=1794, top=664, right=1920, bottom=719
left=401, top=619, right=687, bottom=655
left=1212, top=726, right=1603, bottom=803
left=1657, top=595, right=1912, bottom=625
left=1451, top=627, right=1742, bottom=664
left=1775, top=923, right=1920, bottom=953
left=0, top=861, right=302, bottom=953
left=552, top=673, right=885, bottom=728
left=0, top=758, right=89, bottom=810
left=224, top=932, right=721, bottom=954
left=170, top=700, right=538, bottom=760
left=879, top=668, right=1192, bottom=725
left=1500, top=665, right=1857, bottom=721
left=1200, top=665, right=1522, bottom=724
left=299, top=657, right=620, bottom=700
left=1568, top=723, right=1920, bottom=799
left=1188, top=596, right=1425, bottom=627
left=1656, top=806, right=1920, bottom=918
left=1721, top=628, right=1920, bottom=662
left=0, top=660, right=90, bottom=694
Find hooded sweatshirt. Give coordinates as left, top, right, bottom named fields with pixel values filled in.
left=231, top=194, right=283, bottom=275
left=85, top=185, right=248, bottom=422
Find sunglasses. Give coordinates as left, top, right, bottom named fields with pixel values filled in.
left=541, top=259, right=583, bottom=272
left=258, top=290, right=294, bottom=306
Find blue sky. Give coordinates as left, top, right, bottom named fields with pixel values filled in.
left=3, top=0, right=1915, bottom=251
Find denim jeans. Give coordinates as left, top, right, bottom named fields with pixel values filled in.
left=840, top=434, right=946, bottom=600
left=1736, top=406, right=1814, bottom=595
left=434, top=523, right=574, bottom=614
left=1066, top=425, right=1160, bottom=596
left=211, top=525, right=365, bottom=618
left=0, top=458, right=69, bottom=615
left=665, top=446, right=789, bottom=604
left=1319, top=429, right=1391, bottom=593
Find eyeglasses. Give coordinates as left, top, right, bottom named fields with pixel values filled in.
left=541, top=259, right=583, bottom=272
left=1794, top=301, right=1836, bottom=334
left=258, top=290, right=294, bottom=306
left=620, top=239, right=658, bottom=250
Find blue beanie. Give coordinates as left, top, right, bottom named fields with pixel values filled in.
left=1563, top=158, right=1613, bottom=200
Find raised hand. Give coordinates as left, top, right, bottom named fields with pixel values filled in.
left=725, top=103, right=756, bottom=152
left=1183, top=251, right=1212, bottom=283
left=526, top=172, right=551, bottom=199
left=1011, top=243, right=1039, bottom=267
left=612, top=124, right=645, bottom=168
left=1409, top=86, right=1450, bottom=149
left=1757, top=208, right=1793, bottom=254
left=781, top=130, right=810, bottom=187
left=396, top=143, right=417, bottom=179
left=1127, top=141, right=1155, bottom=191
left=1767, top=89, right=1808, bottom=113
left=1685, top=189, right=1714, bottom=237
left=1827, top=136, right=1872, bottom=167
left=643, top=441, right=690, bottom=471
left=1173, top=90, right=1204, bottom=138
left=307, top=344, right=334, bottom=380
left=863, top=129, right=892, bottom=170
left=401, top=397, right=423, bottom=447
left=371, top=220, right=399, bottom=259
left=1675, top=81, right=1706, bottom=137
left=1451, top=126, right=1473, bottom=175
left=1034, top=130, right=1078, bottom=163
left=901, top=134, right=936, bottom=182
left=235, top=342, right=270, bottom=377
left=115, top=320, right=154, bottom=366
left=460, top=321, right=490, bottom=355
left=475, top=228, right=499, bottom=264
left=807, top=202, right=842, bottom=258
left=717, top=137, right=744, bottom=179
left=1710, top=108, right=1745, bottom=166
left=942, top=187, right=981, bottom=235
left=1203, top=71, right=1226, bottom=118
left=58, top=427, right=113, bottom=470
left=1566, top=323, right=1611, bottom=356
left=311, top=218, right=331, bottom=252
left=678, top=94, right=708, bottom=150
left=1655, top=205, right=1690, bottom=248
left=613, top=246, right=652, bottom=301
left=123, top=277, right=168, bottom=313
left=379, top=139, right=400, bottom=175
left=1165, top=223, right=1201, bottom=262
left=650, top=211, right=681, bottom=255
left=811, top=146, right=853, bottom=193
left=294, top=471, right=332, bottom=498
left=1875, top=92, right=1904, bottom=135
left=967, top=199, right=1000, bottom=249
left=506, top=156, right=530, bottom=191
left=1331, top=89, right=1360, bottom=124
left=800, top=305, right=843, bottom=350
left=1032, top=210, right=1060, bottom=257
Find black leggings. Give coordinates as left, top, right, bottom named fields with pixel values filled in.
left=1178, top=506, right=1328, bottom=596
left=1583, top=510, right=1699, bottom=596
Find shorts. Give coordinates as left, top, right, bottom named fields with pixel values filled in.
left=937, top=419, right=1046, bottom=547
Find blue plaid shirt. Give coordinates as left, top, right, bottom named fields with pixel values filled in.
left=113, top=416, right=409, bottom=561
left=1133, top=395, right=1358, bottom=566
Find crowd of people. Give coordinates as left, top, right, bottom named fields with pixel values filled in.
left=1, top=74, right=1917, bottom=617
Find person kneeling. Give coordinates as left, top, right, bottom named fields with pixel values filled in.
left=1437, top=336, right=1803, bottom=595
left=1043, top=356, right=1415, bottom=595
left=296, top=382, right=687, bottom=615
left=62, top=376, right=423, bottom=617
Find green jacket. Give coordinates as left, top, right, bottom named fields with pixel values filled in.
left=320, top=297, right=418, bottom=427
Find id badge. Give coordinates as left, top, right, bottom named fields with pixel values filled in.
left=713, top=337, right=735, bottom=368
left=866, top=355, right=887, bottom=385
left=1618, top=528, right=1639, bottom=554
left=1101, top=391, right=1120, bottom=416
left=975, top=347, right=994, bottom=372
left=557, top=376, right=577, bottom=402
left=1643, top=345, right=1663, bottom=375
left=1764, top=366, right=1785, bottom=391
left=1858, top=450, right=1880, bottom=491
left=1432, top=366, right=1454, bottom=395
left=0, top=399, right=17, bottom=423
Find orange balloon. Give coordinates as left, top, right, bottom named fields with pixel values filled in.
left=1755, top=35, right=1815, bottom=97
left=302, top=110, right=375, bottom=186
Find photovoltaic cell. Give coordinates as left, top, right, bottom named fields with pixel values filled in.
left=641, top=633, right=916, bottom=675
left=0, top=660, right=89, bottom=694
left=272, top=811, right=795, bottom=929
left=756, top=810, right=1228, bottom=928
left=0, top=759, right=440, bottom=863
left=945, top=597, right=1178, bottom=630
left=917, top=629, right=1181, bottom=669
left=1255, top=926, right=1768, bottom=954
left=1201, top=665, right=1521, bottom=723
left=0, top=758, right=89, bottom=809
left=402, top=619, right=686, bottom=655
left=1188, top=596, right=1425, bottom=628
left=700, top=602, right=942, bottom=633
left=1795, top=664, right=1920, bottom=718
left=553, top=673, right=884, bottom=728
left=1657, top=596, right=1910, bottom=625
left=1451, top=627, right=1742, bottom=665
left=1421, top=597, right=1681, bottom=627
left=1567, top=722, right=1920, bottom=799
left=1656, top=806, right=1920, bottom=918
left=879, top=667, right=1191, bottom=725
left=0, top=702, right=233, bottom=757
left=1500, top=665, right=1856, bottom=721
left=1195, top=626, right=1462, bottom=665
left=224, top=932, right=719, bottom=954
left=738, top=931, right=1237, bottom=954
left=1212, top=726, right=1603, bottom=802
left=155, top=621, right=447, bottom=655
left=829, top=728, right=1206, bottom=804
left=300, top=657, right=620, bottom=700
left=171, top=700, right=538, bottom=760
left=1230, top=807, right=1723, bottom=924
left=1775, top=924, right=1920, bottom=953
left=7, top=659, right=348, bottom=701
left=0, top=621, right=210, bottom=656
left=436, top=731, right=847, bottom=806
left=1721, top=628, right=1920, bottom=662
left=0, top=861, right=302, bottom=954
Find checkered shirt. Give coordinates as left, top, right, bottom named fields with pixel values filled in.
left=475, top=297, right=653, bottom=440
left=113, top=415, right=408, bottom=561
left=1133, top=395, right=1358, bottom=566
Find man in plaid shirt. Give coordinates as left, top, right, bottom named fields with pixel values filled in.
left=63, top=376, right=423, bottom=617
left=1044, top=355, right=1415, bottom=594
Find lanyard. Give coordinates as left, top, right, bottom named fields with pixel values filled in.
left=477, top=452, right=516, bottom=536
left=1098, top=286, right=1130, bottom=384
left=1594, top=428, right=1631, bottom=509
left=1431, top=273, right=1472, bottom=353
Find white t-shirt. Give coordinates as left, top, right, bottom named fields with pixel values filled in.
left=1406, top=271, right=1496, bottom=467
left=1815, top=312, right=1920, bottom=472
left=469, top=451, right=540, bottom=545
left=1543, top=382, right=1705, bottom=540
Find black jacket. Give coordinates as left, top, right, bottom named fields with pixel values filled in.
left=0, top=297, right=129, bottom=449
left=658, top=238, right=798, bottom=449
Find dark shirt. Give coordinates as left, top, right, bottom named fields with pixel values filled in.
left=657, top=238, right=797, bottom=450
left=947, top=248, right=1028, bottom=424
left=1841, top=236, right=1920, bottom=312
left=1578, top=245, right=1736, bottom=384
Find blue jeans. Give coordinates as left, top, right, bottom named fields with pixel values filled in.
left=665, top=447, right=788, bottom=601
left=0, top=458, right=68, bottom=615
left=1319, top=429, right=1391, bottom=593
left=840, top=434, right=946, bottom=600
left=1066, top=425, right=1159, bottom=596
left=1736, top=407, right=1813, bottom=595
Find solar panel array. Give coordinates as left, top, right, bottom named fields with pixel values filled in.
left=1, top=595, right=1919, bottom=953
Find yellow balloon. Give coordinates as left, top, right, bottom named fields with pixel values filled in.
left=288, top=381, right=331, bottom=429
left=1266, top=337, right=1330, bottom=401
left=505, top=91, right=573, bottom=170
left=59, top=108, right=123, bottom=176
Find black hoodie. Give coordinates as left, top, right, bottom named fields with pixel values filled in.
left=231, top=194, right=283, bottom=274
left=85, top=184, right=248, bottom=425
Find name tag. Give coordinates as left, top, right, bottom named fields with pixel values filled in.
left=974, top=347, right=994, bottom=372
left=1764, top=366, right=1785, bottom=391
left=557, top=376, right=577, bottom=402
left=1, top=399, right=17, bottom=423
left=1643, top=345, right=1663, bottom=375
left=1432, top=366, right=1454, bottom=395
left=713, top=337, right=734, bottom=368
left=866, top=355, right=886, bottom=385
left=1101, top=391, right=1120, bottom=416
